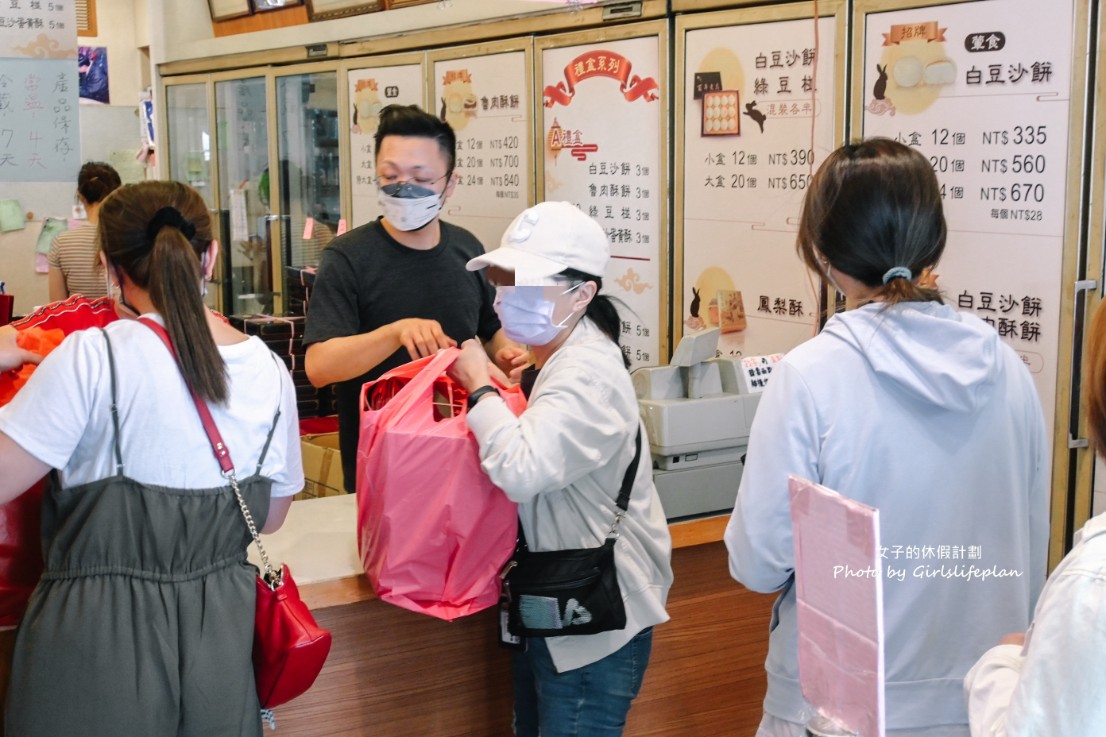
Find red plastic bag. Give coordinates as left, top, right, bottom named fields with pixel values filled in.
left=356, top=348, right=525, bottom=620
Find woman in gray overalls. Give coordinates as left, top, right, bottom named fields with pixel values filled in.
left=0, top=181, right=304, bottom=735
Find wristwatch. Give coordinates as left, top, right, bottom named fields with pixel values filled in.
left=466, top=385, right=499, bottom=410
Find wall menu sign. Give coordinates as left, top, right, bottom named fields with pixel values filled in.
left=678, top=8, right=840, bottom=361
left=0, top=0, right=78, bottom=182
left=0, top=0, right=72, bottom=56
left=430, top=43, right=532, bottom=254
left=538, top=28, right=667, bottom=369
left=346, top=59, right=424, bottom=228
left=861, top=0, right=1078, bottom=426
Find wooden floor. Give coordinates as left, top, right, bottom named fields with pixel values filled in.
left=273, top=541, right=776, bottom=736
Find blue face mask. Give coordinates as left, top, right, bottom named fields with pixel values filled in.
left=494, top=284, right=582, bottom=346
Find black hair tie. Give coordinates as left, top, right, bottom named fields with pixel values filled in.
left=146, top=206, right=196, bottom=242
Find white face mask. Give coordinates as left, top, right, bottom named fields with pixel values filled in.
left=823, top=264, right=841, bottom=294
left=377, top=181, right=445, bottom=231
left=494, top=284, right=582, bottom=346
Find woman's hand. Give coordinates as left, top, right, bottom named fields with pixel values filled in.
left=999, top=632, right=1026, bottom=647
left=0, top=326, right=43, bottom=373
left=449, top=339, right=493, bottom=392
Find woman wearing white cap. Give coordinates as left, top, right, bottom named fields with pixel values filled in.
left=450, top=201, right=673, bottom=737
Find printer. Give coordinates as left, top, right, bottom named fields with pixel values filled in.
left=632, top=328, right=779, bottom=520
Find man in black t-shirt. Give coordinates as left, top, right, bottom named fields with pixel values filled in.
left=304, top=105, right=525, bottom=492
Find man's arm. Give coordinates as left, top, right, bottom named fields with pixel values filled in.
left=484, top=329, right=528, bottom=383
left=305, top=317, right=456, bottom=388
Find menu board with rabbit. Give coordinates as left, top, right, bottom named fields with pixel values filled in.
left=680, top=13, right=838, bottom=360
left=538, top=33, right=665, bottom=369
left=348, top=63, right=424, bottom=227
left=861, top=0, right=1077, bottom=422
left=431, top=48, right=531, bottom=254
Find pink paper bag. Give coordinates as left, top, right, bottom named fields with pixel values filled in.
left=356, top=348, right=525, bottom=620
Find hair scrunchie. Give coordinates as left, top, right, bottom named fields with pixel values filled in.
left=882, top=266, right=912, bottom=285
left=146, top=206, right=196, bottom=243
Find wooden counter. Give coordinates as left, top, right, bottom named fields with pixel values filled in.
left=260, top=497, right=775, bottom=736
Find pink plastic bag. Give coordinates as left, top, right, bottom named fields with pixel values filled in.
left=356, top=348, right=525, bottom=620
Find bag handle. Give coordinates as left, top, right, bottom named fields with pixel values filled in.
left=138, top=317, right=281, bottom=589
left=360, top=347, right=460, bottom=419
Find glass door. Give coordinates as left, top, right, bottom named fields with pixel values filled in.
left=165, top=81, right=220, bottom=311
left=215, top=76, right=274, bottom=316
left=166, top=83, right=213, bottom=205
left=276, top=70, right=342, bottom=316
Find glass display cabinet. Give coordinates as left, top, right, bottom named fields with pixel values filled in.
left=215, top=76, right=275, bottom=316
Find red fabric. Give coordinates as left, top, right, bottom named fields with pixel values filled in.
left=356, top=349, right=525, bottom=620
left=10, top=295, right=230, bottom=332
left=0, top=327, right=68, bottom=627
left=10, top=295, right=119, bottom=333
left=298, top=416, right=338, bottom=436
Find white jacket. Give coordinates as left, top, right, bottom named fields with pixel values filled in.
left=467, top=317, right=673, bottom=673
left=965, top=512, right=1106, bottom=735
left=726, top=301, right=1049, bottom=731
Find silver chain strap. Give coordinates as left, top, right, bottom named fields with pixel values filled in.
left=225, top=470, right=282, bottom=590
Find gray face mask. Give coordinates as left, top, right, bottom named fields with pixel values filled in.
left=377, top=181, right=445, bottom=231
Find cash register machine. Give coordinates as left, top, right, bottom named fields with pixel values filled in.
left=632, top=328, right=780, bottom=520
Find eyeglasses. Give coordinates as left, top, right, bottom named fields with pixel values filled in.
left=375, top=173, right=449, bottom=190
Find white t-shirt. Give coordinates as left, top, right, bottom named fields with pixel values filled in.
left=0, top=315, right=304, bottom=497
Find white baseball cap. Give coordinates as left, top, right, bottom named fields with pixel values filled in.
left=466, top=201, right=610, bottom=285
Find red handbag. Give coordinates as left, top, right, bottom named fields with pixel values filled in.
left=141, top=318, right=332, bottom=711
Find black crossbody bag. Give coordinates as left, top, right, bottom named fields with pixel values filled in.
left=501, top=429, right=643, bottom=637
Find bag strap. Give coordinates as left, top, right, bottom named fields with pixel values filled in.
left=615, top=427, right=643, bottom=513
left=517, top=426, right=643, bottom=552
left=138, top=317, right=280, bottom=587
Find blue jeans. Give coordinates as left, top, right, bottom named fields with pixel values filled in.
left=512, top=627, right=653, bottom=737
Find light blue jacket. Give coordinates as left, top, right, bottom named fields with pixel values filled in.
left=725, top=301, right=1049, bottom=731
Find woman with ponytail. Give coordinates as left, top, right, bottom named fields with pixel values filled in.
left=0, top=181, right=303, bottom=736
left=450, top=201, right=672, bottom=736
left=48, top=161, right=122, bottom=300
left=725, top=139, right=1049, bottom=737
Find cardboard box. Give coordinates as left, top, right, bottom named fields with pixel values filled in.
left=298, top=432, right=346, bottom=500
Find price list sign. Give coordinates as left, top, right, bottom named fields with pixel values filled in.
left=680, top=14, right=837, bottom=360
left=347, top=62, right=424, bottom=227
left=862, top=0, right=1076, bottom=422
left=0, top=0, right=71, bottom=55
left=539, top=34, right=664, bottom=369
left=0, top=0, right=78, bottom=183
left=432, top=49, right=531, bottom=252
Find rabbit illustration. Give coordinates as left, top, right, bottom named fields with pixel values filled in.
left=743, top=101, right=766, bottom=133
left=690, top=287, right=701, bottom=318
left=873, top=64, right=888, bottom=101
